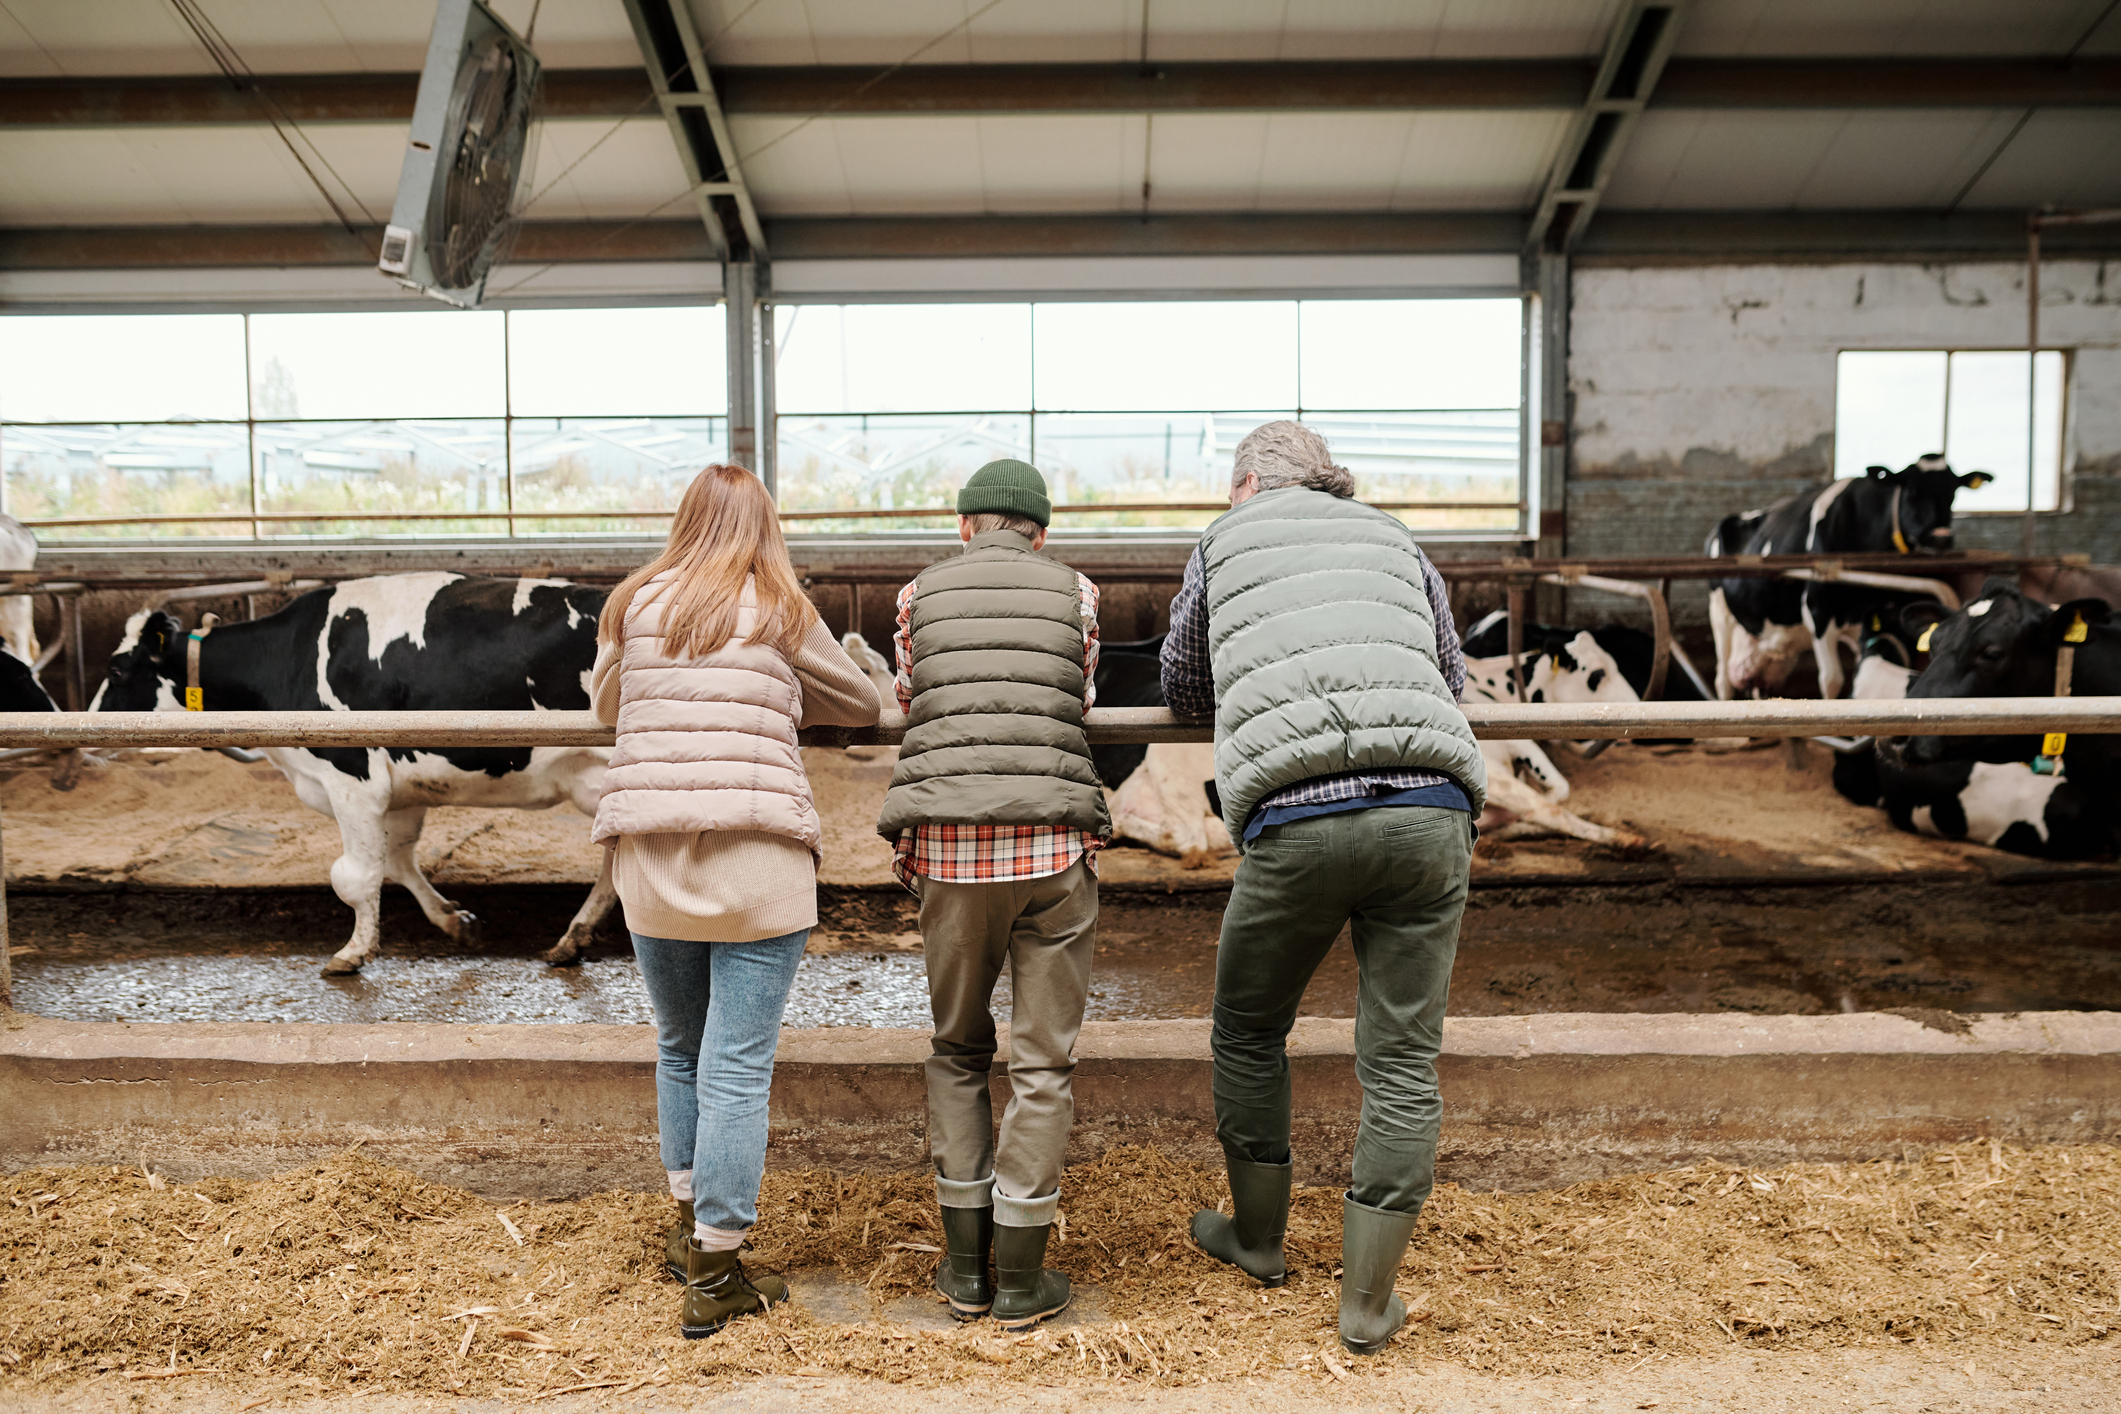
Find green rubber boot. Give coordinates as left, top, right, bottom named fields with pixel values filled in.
left=1339, top=1191, right=1420, bottom=1356
left=991, top=1223, right=1070, bottom=1329
left=934, top=1203, right=994, bottom=1320
left=664, top=1200, right=694, bottom=1281
left=679, top=1239, right=789, bottom=1340
left=1189, top=1155, right=1290, bottom=1287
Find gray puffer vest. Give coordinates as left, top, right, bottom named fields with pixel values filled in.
left=1199, top=486, right=1486, bottom=845
left=875, top=530, right=1112, bottom=838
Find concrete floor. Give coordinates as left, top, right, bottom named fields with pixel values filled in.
left=4, top=1344, right=2116, bottom=1414
left=10, top=871, right=2118, bottom=1025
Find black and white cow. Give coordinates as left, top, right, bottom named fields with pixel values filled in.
left=1461, top=611, right=1710, bottom=707
left=93, top=573, right=617, bottom=975
left=0, top=636, right=57, bottom=713
left=0, top=513, right=39, bottom=670
left=1706, top=455, right=1990, bottom=701
left=1833, top=625, right=2107, bottom=859
left=1882, top=582, right=2119, bottom=821
left=1090, top=635, right=1234, bottom=861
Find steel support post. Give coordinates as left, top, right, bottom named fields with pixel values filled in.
left=1532, top=252, right=1570, bottom=620
left=758, top=274, right=777, bottom=498
left=725, top=260, right=759, bottom=471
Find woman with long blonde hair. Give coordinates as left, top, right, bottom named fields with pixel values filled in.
left=590, top=464, right=880, bottom=1339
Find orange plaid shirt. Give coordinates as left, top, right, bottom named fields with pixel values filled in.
left=890, top=572, right=1102, bottom=890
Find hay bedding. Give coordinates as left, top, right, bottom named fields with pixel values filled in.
left=0, top=1144, right=2113, bottom=1397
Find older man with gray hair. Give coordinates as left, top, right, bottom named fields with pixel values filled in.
left=1159, top=419, right=1484, bottom=1357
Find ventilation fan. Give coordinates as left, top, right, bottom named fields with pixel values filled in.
left=377, top=0, right=542, bottom=308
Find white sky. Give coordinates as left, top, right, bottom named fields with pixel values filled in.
left=0, top=298, right=1525, bottom=426
left=1834, top=349, right=2063, bottom=512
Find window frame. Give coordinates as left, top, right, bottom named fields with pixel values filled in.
left=1, top=294, right=1535, bottom=542
left=1832, top=346, right=2071, bottom=517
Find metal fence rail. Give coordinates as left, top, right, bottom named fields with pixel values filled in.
left=0, top=700, right=2114, bottom=1007
left=0, top=700, right=2116, bottom=750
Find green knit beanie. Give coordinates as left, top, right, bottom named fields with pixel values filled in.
left=956, top=458, right=1052, bottom=528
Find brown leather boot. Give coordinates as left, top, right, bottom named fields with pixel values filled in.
left=664, top=1200, right=694, bottom=1281
left=680, top=1238, right=788, bottom=1339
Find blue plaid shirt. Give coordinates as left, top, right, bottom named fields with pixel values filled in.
left=1159, top=536, right=1469, bottom=834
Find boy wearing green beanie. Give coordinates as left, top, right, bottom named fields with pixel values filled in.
left=875, top=459, right=1109, bottom=1330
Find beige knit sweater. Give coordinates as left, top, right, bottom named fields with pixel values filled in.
left=590, top=612, right=881, bottom=943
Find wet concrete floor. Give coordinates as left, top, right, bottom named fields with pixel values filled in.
left=8, top=872, right=2118, bottom=1026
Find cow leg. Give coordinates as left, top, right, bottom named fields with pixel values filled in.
left=1708, top=588, right=1736, bottom=701
left=540, top=751, right=618, bottom=966
left=321, top=789, right=390, bottom=976
left=540, top=845, right=618, bottom=967
left=1811, top=624, right=1848, bottom=701
left=381, top=806, right=479, bottom=944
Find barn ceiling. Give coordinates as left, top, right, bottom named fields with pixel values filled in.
left=1, top=0, right=2119, bottom=285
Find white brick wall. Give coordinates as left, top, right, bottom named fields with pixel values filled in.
left=1572, top=261, right=2121, bottom=476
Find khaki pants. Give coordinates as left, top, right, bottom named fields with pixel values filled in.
left=918, top=859, right=1096, bottom=1223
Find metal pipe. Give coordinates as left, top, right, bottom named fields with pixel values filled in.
left=2027, top=215, right=2040, bottom=559
left=1779, top=566, right=1962, bottom=610
left=20, top=502, right=1520, bottom=530
left=0, top=700, right=2110, bottom=750
left=1506, top=584, right=1527, bottom=701
left=1666, top=638, right=1717, bottom=701
left=64, top=594, right=84, bottom=712
left=145, top=579, right=325, bottom=608
left=1538, top=571, right=1672, bottom=700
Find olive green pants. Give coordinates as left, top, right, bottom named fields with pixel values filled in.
left=918, top=859, right=1097, bottom=1220
left=1211, top=805, right=1474, bottom=1216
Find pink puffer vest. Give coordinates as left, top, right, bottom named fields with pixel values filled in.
left=590, top=577, right=819, bottom=855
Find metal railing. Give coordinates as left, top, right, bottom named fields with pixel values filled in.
left=0, top=700, right=2114, bottom=750
left=1, top=699, right=2115, bottom=1008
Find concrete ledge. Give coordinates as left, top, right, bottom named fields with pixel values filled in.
left=4, top=1011, right=2117, bottom=1196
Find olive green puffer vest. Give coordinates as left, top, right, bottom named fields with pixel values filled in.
left=875, top=530, right=1112, bottom=839
left=1199, top=486, right=1486, bottom=845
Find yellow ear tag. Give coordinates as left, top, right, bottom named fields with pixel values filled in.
left=2064, top=613, right=2089, bottom=644
left=184, top=687, right=203, bottom=711
left=1916, top=624, right=1936, bottom=652
left=2042, top=732, right=2068, bottom=758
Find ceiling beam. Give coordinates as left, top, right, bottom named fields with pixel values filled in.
left=11, top=211, right=2121, bottom=272
left=8, top=58, right=2121, bottom=128
left=0, top=69, right=651, bottom=127
left=617, top=0, right=764, bottom=261
left=1526, top=2, right=1689, bottom=254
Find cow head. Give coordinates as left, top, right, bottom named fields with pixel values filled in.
left=1879, top=583, right=2113, bottom=768
left=1866, top=454, right=1991, bottom=554
left=92, top=609, right=186, bottom=711
left=1527, top=631, right=1638, bottom=705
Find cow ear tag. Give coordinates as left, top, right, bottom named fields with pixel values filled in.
left=1915, top=623, right=1936, bottom=652
left=184, top=687, right=203, bottom=711
left=2063, top=612, right=2089, bottom=645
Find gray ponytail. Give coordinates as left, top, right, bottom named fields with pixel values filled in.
left=1231, top=420, right=1356, bottom=498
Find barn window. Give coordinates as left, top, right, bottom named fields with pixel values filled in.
left=772, top=298, right=1523, bottom=535
left=0, top=297, right=1520, bottom=539
left=1833, top=349, right=2066, bottom=513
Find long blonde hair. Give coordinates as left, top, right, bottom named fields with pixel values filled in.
left=599, top=464, right=816, bottom=658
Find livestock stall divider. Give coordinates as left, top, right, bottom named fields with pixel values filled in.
left=1, top=698, right=2119, bottom=1009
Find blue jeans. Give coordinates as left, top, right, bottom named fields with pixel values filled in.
left=631, top=929, right=809, bottom=1232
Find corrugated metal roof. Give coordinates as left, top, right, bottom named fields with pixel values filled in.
left=1, top=0, right=2116, bottom=241
left=0, top=118, right=682, bottom=226
left=1604, top=107, right=2121, bottom=210
left=0, top=0, right=637, bottom=78
left=731, top=109, right=1568, bottom=216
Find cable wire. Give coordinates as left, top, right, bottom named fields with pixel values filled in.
left=163, top=0, right=380, bottom=252
left=498, top=0, right=1019, bottom=297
